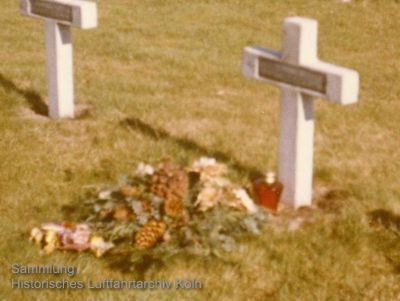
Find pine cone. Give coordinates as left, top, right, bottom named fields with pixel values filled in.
left=134, top=220, right=166, bottom=250
left=149, top=162, right=188, bottom=217
left=164, top=196, right=184, bottom=218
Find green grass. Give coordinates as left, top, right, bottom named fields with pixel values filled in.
left=1, top=0, right=400, bottom=300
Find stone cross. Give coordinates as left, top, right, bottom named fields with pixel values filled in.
left=242, top=17, right=359, bottom=208
left=20, top=0, right=97, bottom=119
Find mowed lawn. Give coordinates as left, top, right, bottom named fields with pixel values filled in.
left=1, top=0, right=400, bottom=300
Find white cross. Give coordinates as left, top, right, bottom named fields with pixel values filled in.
left=20, top=0, right=97, bottom=119
left=242, top=17, right=359, bottom=208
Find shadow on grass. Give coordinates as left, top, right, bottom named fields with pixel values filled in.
left=314, top=187, right=351, bottom=212
left=0, top=73, right=48, bottom=116
left=368, top=209, right=400, bottom=273
left=122, top=117, right=261, bottom=178
left=368, top=209, right=400, bottom=232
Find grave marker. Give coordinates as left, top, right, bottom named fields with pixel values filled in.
left=20, top=0, right=97, bottom=118
left=242, top=17, right=359, bottom=208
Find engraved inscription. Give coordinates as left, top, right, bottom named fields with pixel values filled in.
left=259, top=57, right=326, bottom=93
left=31, top=0, right=73, bottom=22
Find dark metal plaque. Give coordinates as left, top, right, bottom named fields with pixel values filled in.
left=31, top=0, right=73, bottom=22
left=259, top=57, right=326, bottom=93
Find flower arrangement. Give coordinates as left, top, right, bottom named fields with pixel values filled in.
left=30, top=157, right=269, bottom=269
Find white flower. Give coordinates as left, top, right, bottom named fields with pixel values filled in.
left=98, top=190, right=112, bottom=200
left=192, top=157, right=217, bottom=169
left=136, top=163, right=155, bottom=176
left=29, top=227, right=44, bottom=244
left=41, top=223, right=65, bottom=232
left=191, top=157, right=227, bottom=179
left=72, top=224, right=91, bottom=245
left=195, top=186, right=221, bottom=212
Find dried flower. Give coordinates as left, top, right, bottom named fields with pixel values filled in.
left=136, top=163, right=155, bottom=176
left=191, top=157, right=217, bottom=169
left=190, top=157, right=227, bottom=181
left=195, top=185, right=222, bottom=212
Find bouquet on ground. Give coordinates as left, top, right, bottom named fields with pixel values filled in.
left=30, top=157, right=269, bottom=265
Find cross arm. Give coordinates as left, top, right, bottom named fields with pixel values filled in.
left=242, top=46, right=359, bottom=105
left=242, top=46, right=282, bottom=85
left=307, top=61, right=359, bottom=105
left=20, top=0, right=97, bottom=29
